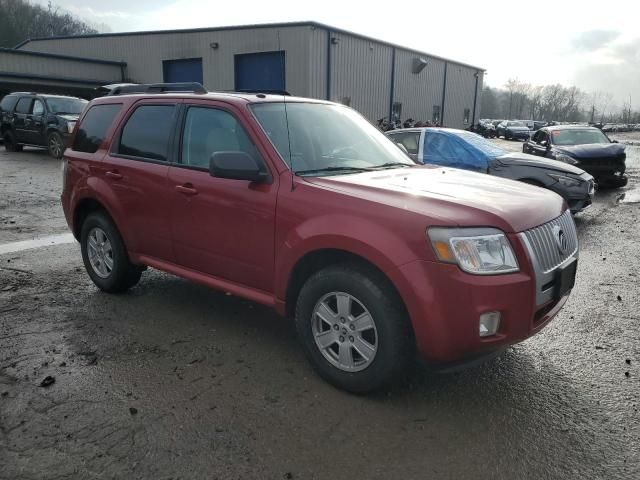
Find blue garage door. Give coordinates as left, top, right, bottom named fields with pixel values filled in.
left=163, top=58, right=203, bottom=83
left=234, top=51, right=285, bottom=91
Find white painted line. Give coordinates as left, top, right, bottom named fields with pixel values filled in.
left=0, top=233, right=76, bottom=255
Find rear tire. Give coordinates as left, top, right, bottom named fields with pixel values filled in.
left=3, top=131, right=23, bottom=152
left=47, top=131, right=64, bottom=159
left=80, top=211, right=142, bottom=293
left=295, top=264, right=412, bottom=393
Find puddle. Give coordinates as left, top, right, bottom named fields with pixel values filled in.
left=0, top=233, right=76, bottom=255
left=617, top=188, right=640, bottom=204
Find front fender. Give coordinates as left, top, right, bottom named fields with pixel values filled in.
left=273, top=213, right=421, bottom=302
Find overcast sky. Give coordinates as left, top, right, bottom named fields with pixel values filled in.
left=34, top=0, right=640, bottom=106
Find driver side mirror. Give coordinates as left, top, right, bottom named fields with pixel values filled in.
left=209, top=151, right=270, bottom=183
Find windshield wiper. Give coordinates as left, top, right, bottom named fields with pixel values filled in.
left=368, top=162, right=414, bottom=170
left=295, top=166, right=371, bottom=176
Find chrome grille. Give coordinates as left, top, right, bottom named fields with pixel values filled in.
left=523, top=210, right=578, bottom=273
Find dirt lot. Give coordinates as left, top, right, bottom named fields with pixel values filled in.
left=1, top=142, right=639, bottom=480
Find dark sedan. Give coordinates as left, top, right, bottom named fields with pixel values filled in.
left=496, top=120, right=531, bottom=140
left=523, top=126, right=627, bottom=188
left=386, top=127, right=595, bottom=213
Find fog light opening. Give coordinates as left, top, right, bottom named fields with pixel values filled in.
left=479, top=311, right=501, bottom=337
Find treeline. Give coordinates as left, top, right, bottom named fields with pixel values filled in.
left=0, top=0, right=98, bottom=48
left=481, top=78, right=640, bottom=124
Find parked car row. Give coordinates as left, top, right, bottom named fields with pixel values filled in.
left=0, top=92, right=88, bottom=158
left=54, top=83, right=582, bottom=393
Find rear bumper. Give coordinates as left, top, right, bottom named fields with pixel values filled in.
left=389, top=257, right=567, bottom=363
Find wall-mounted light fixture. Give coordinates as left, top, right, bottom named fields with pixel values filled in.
left=412, top=57, right=428, bottom=74
left=331, top=37, right=339, bottom=45
left=474, top=71, right=480, bottom=78
left=210, top=42, right=219, bottom=49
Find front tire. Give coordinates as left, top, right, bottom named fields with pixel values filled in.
left=80, top=211, right=142, bottom=293
left=295, top=264, right=411, bottom=393
left=3, top=131, right=23, bottom=152
left=47, top=132, right=64, bottom=159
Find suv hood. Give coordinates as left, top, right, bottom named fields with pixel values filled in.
left=496, top=152, right=586, bottom=175
left=554, top=142, right=625, bottom=159
left=307, top=166, right=565, bottom=233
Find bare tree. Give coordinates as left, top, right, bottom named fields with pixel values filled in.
left=0, top=0, right=100, bottom=48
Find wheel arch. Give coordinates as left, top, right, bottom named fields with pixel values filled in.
left=72, top=197, right=116, bottom=240
left=284, top=248, right=409, bottom=323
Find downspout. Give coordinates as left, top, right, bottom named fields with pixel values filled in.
left=471, top=71, right=479, bottom=124
left=441, top=61, right=448, bottom=125
left=388, top=47, right=396, bottom=121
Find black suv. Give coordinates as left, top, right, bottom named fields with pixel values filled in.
left=0, top=92, right=88, bottom=158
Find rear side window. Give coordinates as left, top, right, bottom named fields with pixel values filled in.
left=15, top=97, right=32, bottom=114
left=0, top=95, right=19, bottom=112
left=73, top=104, right=122, bottom=153
left=118, top=105, right=176, bottom=161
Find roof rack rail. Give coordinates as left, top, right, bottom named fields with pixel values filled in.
left=234, top=89, right=291, bottom=96
left=100, top=82, right=208, bottom=96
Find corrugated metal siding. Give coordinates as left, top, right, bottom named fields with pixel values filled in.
left=308, top=27, right=328, bottom=100
left=329, top=33, right=392, bottom=120
left=20, top=26, right=314, bottom=97
left=443, top=64, right=478, bottom=129
left=0, top=51, right=121, bottom=82
left=392, top=50, right=445, bottom=123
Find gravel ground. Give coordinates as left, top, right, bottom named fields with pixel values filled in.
left=1, top=143, right=639, bottom=480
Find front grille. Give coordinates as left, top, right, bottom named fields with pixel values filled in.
left=579, top=154, right=626, bottom=168
left=523, top=210, right=578, bottom=273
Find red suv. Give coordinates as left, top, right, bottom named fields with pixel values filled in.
left=61, top=84, right=579, bottom=393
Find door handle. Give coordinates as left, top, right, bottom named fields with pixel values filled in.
left=175, top=183, right=198, bottom=196
left=105, top=171, right=123, bottom=180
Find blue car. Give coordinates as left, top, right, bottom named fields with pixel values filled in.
left=385, top=128, right=595, bottom=213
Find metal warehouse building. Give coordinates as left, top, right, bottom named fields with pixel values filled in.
left=1, top=22, right=484, bottom=129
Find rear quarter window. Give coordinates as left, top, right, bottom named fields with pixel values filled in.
left=72, top=104, right=122, bottom=153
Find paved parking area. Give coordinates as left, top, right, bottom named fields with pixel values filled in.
left=1, top=144, right=639, bottom=479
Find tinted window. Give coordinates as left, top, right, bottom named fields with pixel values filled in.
left=181, top=107, right=261, bottom=169
left=72, top=104, right=122, bottom=153
left=15, top=97, right=32, bottom=114
left=32, top=100, right=45, bottom=116
left=0, top=95, right=19, bottom=112
left=118, top=105, right=176, bottom=161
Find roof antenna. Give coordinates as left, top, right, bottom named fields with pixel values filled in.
left=277, top=30, right=295, bottom=191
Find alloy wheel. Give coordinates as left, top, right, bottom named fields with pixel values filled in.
left=87, top=227, right=114, bottom=278
left=311, top=292, right=378, bottom=372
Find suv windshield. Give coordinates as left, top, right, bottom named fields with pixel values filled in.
left=454, top=131, right=508, bottom=158
left=45, top=97, right=88, bottom=115
left=250, top=102, right=414, bottom=176
left=551, top=129, right=610, bottom=146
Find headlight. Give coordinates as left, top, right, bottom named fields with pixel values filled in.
left=427, top=227, right=519, bottom=275
left=66, top=121, right=76, bottom=134
left=556, top=154, right=578, bottom=165
left=548, top=173, right=582, bottom=187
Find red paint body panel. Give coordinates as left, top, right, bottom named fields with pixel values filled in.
left=61, top=92, right=573, bottom=365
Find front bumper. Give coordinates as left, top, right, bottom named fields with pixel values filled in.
left=388, top=217, right=577, bottom=364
